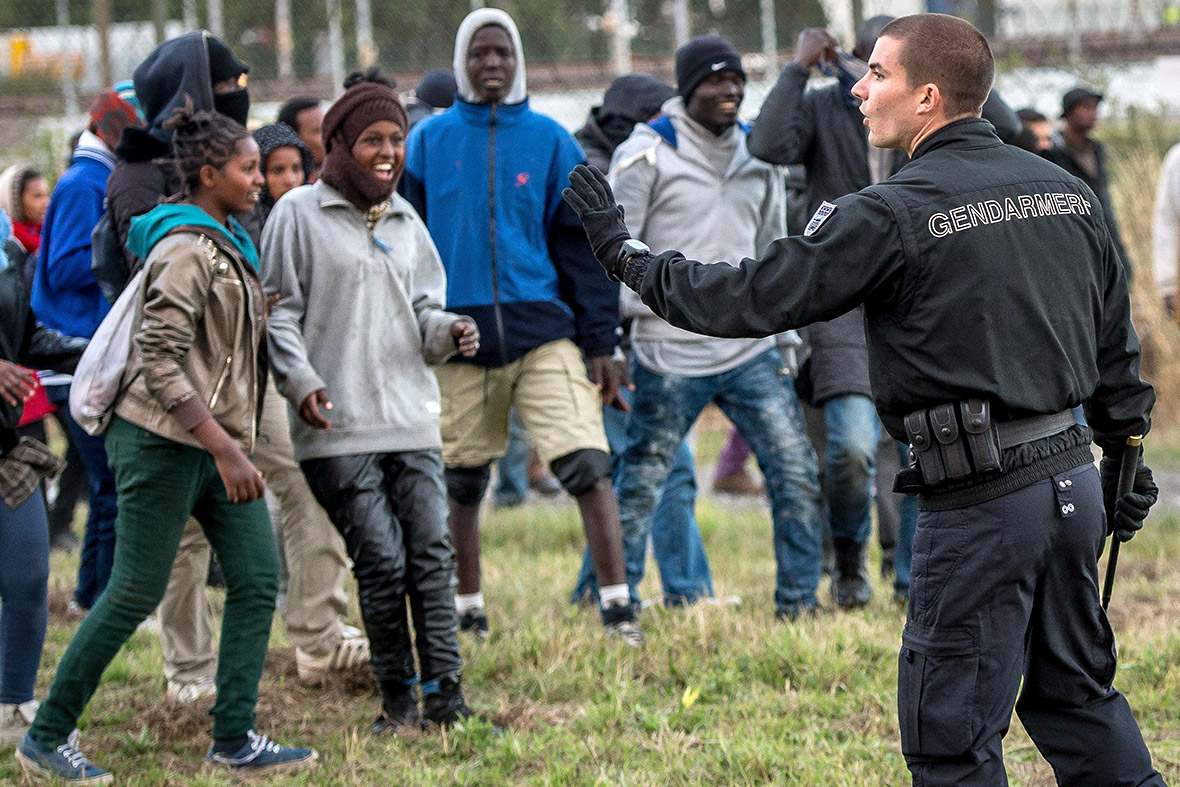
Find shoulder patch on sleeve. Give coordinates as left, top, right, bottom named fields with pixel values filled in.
left=804, top=201, right=838, bottom=237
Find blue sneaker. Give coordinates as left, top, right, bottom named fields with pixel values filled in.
left=16, top=730, right=113, bottom=784
left=206, top=730, right=317, bottom=775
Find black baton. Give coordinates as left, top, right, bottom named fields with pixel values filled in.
left=1102, top=435, right=1143, bottom=611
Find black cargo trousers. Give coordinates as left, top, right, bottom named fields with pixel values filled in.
left=900, top=462, right=1164, bottom=786
left=301, top=450, right=463, bottom=688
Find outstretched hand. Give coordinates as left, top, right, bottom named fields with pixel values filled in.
left=563, top=165, right=632, bottom=280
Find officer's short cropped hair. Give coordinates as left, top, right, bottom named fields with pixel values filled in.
left=880, top=14, right=994, bottom=119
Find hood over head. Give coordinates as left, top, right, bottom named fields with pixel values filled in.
left=453, top=8, right=527, bottom=104
left=0, top=164, right=35, bottom=224
left=252, top=122, right=314, bottom=208
left=594, top=74, right=675, bottom=151
left=120, top=31, right=249, bottom=156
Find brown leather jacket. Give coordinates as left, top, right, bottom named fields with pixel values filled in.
left=115, top=227, right=266, bottom=454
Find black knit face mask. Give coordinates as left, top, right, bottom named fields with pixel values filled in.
left=214, top=88, right=250, bottom=126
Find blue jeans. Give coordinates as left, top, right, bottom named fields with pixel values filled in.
left=493, top=409, right=530, bottom=506
left=617, top=350, right=823, bottom=613
left=570, top=387, right=714, bottom=605
left=821, top=394, right=879, bottom=545
left=50, top=386, right=117, bottom=609
left=0, top=492, right=50, bottom=704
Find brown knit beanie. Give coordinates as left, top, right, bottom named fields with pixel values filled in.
left=322, top=80, right=407, bottom=154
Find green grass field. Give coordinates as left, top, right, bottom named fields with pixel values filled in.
left=2, top=424, right=1178, bottom=785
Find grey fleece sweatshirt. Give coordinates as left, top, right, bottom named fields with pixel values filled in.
left=263, top=181, right=465, bottom=461
left=609, top=97, right=786, bottom=378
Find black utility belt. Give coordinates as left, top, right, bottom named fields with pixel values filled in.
left=902, top=400, right=1075, bottom=489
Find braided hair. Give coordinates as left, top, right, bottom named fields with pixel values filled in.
left=163, top=97, right=251, bottom=196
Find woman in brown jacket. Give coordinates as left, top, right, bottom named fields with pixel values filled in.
left=19, top=107, right=315, bottom=784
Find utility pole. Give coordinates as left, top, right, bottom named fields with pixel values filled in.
left=356, top=0, right=377, bottom=67
left=93, top=0, right=112, bottom=88
left=760, top=0, right=777, bottom=78
left=608, top=0, right=633, bottom=76
left=327, top=0, right=346, bottom=96
left=276, top=0, right=294, bottom=78
left=672, top=0, right=690, bottom=48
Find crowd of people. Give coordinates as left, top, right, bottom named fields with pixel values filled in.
left=0, top=8, right=1165, bottom=785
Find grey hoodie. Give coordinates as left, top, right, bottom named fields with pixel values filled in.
left=263, top=182, right=465, bottom=461
left=609, top=97, right=785, bottom=377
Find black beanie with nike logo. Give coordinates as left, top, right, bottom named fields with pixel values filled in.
left=675, top=35, right=746, bottom=101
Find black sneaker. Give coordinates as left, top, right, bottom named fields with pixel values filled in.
left=601, top=602, right=645, bottom=648
left=372, top=683, right=421, bottom=734
left=458, top=608, right=489, bottom=640
left=421, top=677, right=477, bottom=729
left=880, top=547, right=896, bottom=580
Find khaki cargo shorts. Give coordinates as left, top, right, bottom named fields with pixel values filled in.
left=435, top=338, right=610, bottom=468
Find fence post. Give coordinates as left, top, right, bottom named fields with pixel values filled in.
left=276, top=0, right=294, bottom=78
left=151, top=0, right=167, bottom=44
left=183, top=0, right=198, bottom=31
left=208, top=0, right=224, bottom=39
left=93, top=0, right=112, bottom=88
left=327, top=0, right=346, bottom=97
left=760, top=0, right=777, bottom=79
left=672, top=0, right=690, bottom=47
left=57, top=0, right=79, bottom=118
left=609, top=0, right=633, bottom=76
left=356, top=0, right=377, bottom=67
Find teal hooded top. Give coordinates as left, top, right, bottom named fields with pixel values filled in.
left=127, top=203, right=258, bottom=269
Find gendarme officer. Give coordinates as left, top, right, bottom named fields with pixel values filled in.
left=564, top=13, right=1163, bottom=786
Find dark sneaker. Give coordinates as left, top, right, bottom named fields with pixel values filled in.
left=775, top=603, right=822, bottom=622
left=601, top=603, right=645, bottom=648
left=832, top=539, right=873, bottom=609
left=16, top=731, right=113, bottom=785
left=206, top=730, right=317, bottom=775
left=372, top=683, right=421, bottom=734
left=458, top=608, right=489, bottom=640
left=880, top=547, right=896, bottom=580
left=422, top=677, right=478, bottom=729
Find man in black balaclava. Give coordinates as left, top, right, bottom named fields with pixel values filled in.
left=104, top=31, right=251, bottom=295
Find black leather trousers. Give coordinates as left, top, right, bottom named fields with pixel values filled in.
left=302, top=450, right=461, bottom=685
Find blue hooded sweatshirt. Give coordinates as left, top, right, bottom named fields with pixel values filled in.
left=402, top=9, right=618, bottom=368
left=32, top=132, right=117, bottom=338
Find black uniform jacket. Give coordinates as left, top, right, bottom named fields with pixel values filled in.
left=626, top=118, right=1154, bottom=445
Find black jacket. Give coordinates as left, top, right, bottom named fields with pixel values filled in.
left=626, top=119, right=1153, bottom=454
left=747, top=66, right=1021, bottom=403
left=1042, top=137, right=1130, bottom=277
left=106, top=32, right=257, bottom=295
left=1, top=257, right=87, bottom=452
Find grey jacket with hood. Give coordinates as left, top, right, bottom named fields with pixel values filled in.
left=609, top=97, right=785, bottom=377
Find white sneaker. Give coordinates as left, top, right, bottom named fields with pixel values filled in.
left=166, top=677, right=217, bottom=704
left=296, top=628, right=371, bottom=686
left=66, top=600, right=87, bottom=618
left=0, top=700, right=38, bottom=746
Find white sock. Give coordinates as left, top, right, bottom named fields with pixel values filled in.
left=599, top=584, right=631, bottom=609
left=455, top=592, right=484, bottom=614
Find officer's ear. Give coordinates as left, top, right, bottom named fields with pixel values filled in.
left=915, top=83, right=940, bottom=117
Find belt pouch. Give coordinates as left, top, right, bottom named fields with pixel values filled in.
left=959, top=399, right=1001, bottom=475
left=905, top=409, right=947, bottom=486
left=930, top=403, right=972, bottom=480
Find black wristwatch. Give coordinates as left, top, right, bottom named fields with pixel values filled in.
left=611, top=238, right=651, bottom=282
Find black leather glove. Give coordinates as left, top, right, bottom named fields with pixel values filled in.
left=563, top=164, right=631, bottom=279
left=1099, top=451, right=1158, bottom=542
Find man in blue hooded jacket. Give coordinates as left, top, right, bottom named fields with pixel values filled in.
left=404, top=8, right=639, bottom=645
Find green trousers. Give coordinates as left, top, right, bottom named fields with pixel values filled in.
left=30, top=417, right=279, bottom=745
